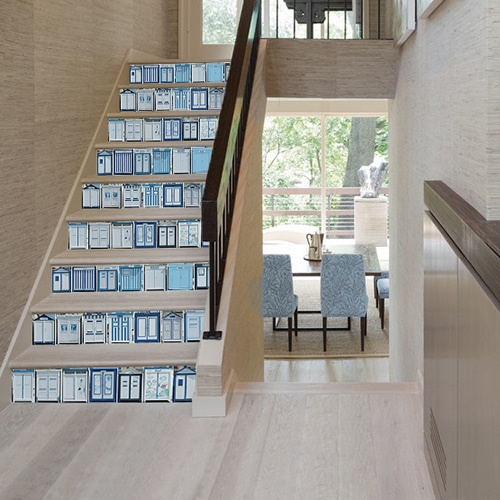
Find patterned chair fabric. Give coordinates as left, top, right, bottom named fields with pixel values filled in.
left=320, top=253, right=368, bottom=351
left=262, top=254, right=298, bottom=351
left=376, top=277, right=389, bottom=329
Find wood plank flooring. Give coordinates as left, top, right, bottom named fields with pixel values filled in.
left=0, top=365, right=435, bottom=500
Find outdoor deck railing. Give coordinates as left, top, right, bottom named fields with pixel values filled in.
left=263, top=186, right=389, bottom=237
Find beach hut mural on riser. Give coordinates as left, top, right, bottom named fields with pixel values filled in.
left=10, top=58, right=229, bottom=404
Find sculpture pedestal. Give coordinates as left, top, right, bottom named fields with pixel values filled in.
left=354, top=195, right=388, bottom=245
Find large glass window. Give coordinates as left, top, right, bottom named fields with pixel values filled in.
left=203, top=0, right=242, bottom=45
left=262, top=115, right=388, bottom=238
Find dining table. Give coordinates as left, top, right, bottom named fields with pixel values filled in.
left=263, top=240, right=382, bottom=331
left=263, top=241, right=382, bottom=276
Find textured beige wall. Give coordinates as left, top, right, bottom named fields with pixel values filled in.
left=0, top=0, right=177, bottom=365
left=388, top=0, right=498, bottom=381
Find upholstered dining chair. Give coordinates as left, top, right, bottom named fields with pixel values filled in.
left=320, top=253, right=369, bottom=352
left=374, top=271, right=389, bottom=308
left=376, top=277, right=390, bottom=329
left=262, top=254, right=298, bottom=352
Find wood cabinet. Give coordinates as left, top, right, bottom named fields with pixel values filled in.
left=424, top=190, right=500, bottom=498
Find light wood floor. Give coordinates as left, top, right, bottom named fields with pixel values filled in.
left=0, top=361, right=435, bottom=500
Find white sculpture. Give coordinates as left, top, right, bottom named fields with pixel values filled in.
left=357, top=159, right=388, bottom=198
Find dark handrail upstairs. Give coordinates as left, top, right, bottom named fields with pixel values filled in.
left=201, top=0, right=261, bottom=340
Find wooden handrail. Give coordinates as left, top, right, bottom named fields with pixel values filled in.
left=201, top=0, right=261, bottom=340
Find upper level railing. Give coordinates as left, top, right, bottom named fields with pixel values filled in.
left=261, top=0, right=388, bottom=39
left=201, top=0, right=261, bottom=340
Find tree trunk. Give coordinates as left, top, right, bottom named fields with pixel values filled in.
left=336, top=117, right=377, bottom=237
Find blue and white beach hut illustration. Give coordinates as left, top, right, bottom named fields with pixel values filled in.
left=134, top=221, right=157, bottom=248
left=157, top=222, right=177, bottom=248
left=206, top=62, right=225, bottom=82
left=143, top=118, right=163, bottom=142
left=12, top=369, right=35, bottom=402
left=191, top=63, right=206, bottom=82
left=142, top=183, right=162, bottom=208
left=182, top=119, right=199, bottom=141
left=172, top=148, right=191, bottom=174
left=144, top=265, right=166, bottom=291
left=111, top=222, right=133, bottom=248
left=88, top=222, right=111, bottom=249
left=89, top=368, right=117, bottom=402
left=97, top=149, right=113, bottom=175
left=143, top=366, right=174, bottom=402
left=184, top=183, right=202, bottom=207
left=142, top=64, right=159, bottom=83
left=62, top=369, right=88, bottom=402
left=155, top=88, right=171, bottom=111
left=173, top=366, right=196, bottom=402
left=32, top=313, right=56, bottom=345
left=195, top=263, right=209, bottom=289
left=82, top=184, right=101, bottom=209
left=35, top=369, right=61, bottom=402
left=119, top=265, right=143, bottom=292
left=125, top=118, right=143, bottom=142
left=135, top=312, right=161, bottom=342
left=162, top=311, right=184, bottom=342
left=184, top=310, right=205, bottom=342
left=120, top=88, right=136, bottom=111
left=97, top=266, right=119, bottom=292
left=152, top=148, right=171, bottom=174
left=107, top=312, right=134, bottom=343
left=57, top=314, right=82, bottom=344
left=68, top=222, right=88, bottom=249
left=163, top=117, right=182, bottom=141
left=191, top=146, right=212, bottom=174
left=137, top=89, right=154, bottom=111
left=167, top=263, right=194, bottom=290
left=118, top=368, right=143, bottom=403
left=129, top=64, right=142, bottom=83
left=108, top=118, right=125, bottom=141
left=83, top=313, right=106, bottom=343
left=52, top=266, right=71, bottom=293
left=113, top=149, right=134, bottom=175
left=122, top=185, right=141, bottom=208
left=163, top=183, right=183, bottom=207
left=159, top=64, right=175, bottom=83
left=133, top=148, right=152, bottom=174
left=191, top=88, right=208, bottom=111
left=72, top=266, right=97, bottom=292
left=209, top=87, right=225, bottom=110
left=175, top=63, right=191, bottom=83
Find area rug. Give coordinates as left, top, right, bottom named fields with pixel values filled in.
left=264, top=277, right=389, bottom=359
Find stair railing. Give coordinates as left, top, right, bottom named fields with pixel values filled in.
left=201, top=0, right=261, bottom=340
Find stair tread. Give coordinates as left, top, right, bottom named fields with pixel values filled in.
left=32, top=290, right=208, bottom=313
left=50, top=247, right=210, bottom=265
left=67, top=208, right=202, bottom=222
left=81, top=174, right=207, bottom=184
left=10, top=343, right=198, bottom=369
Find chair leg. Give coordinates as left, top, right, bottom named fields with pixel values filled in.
left=374, top=278, right=379, bottom=308
left=287, top=317, right=293, bottom=352
left=322, top=317, right=327, bottom=352
left=294, top=308, right=298, bottom=336
left=360, top=315, right=367, bottom=351
left=380, top=299, right=385, bottom=329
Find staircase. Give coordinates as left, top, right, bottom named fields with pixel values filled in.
left=8, top=53, right=228, bottom=404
